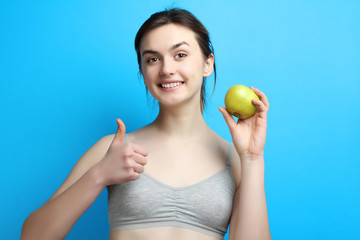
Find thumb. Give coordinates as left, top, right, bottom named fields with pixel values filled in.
left=219, top=107, right=237, bottom=131
left=112, top=118, right=126, bottom=144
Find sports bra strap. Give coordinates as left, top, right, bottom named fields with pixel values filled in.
left=124, top=133, right=128, bottom=143
left=226, top=143, right=233, bottom=167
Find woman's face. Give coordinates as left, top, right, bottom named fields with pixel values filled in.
left=139, top=23, right=214, bottom=108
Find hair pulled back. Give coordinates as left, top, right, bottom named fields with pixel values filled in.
left=134, top=8, right=216, bottom=113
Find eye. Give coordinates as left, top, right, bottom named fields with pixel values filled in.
left=146, top=57, right=159, bottom=64
left=175, top=53, right=187, bottom=59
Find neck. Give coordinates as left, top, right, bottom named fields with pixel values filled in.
left=150, top=101, right=209, bottom=141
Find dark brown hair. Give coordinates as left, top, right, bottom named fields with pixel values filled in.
left=134, top=8, right=216, bottom=113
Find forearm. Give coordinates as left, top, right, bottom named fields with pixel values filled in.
left=230, top=158, right=271, bottom=240
left=21, top=167, right=104, bottom=240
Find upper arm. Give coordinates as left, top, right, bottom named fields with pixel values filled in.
left=47, top=134, right=114, bottom=202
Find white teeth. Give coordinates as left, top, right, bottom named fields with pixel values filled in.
left=161, top=82, right=183, bottom=88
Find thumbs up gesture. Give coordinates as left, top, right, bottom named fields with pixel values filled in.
left=95, top=119, right=149, bottom=187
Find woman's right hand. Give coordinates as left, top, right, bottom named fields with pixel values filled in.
left=95, top=119, right=148, bottom=187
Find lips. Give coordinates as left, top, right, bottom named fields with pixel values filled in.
left=158, top=81, right=184, bottom=88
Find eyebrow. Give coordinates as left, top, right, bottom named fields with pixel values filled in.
left=171, top=41, right=189, bottom=50
left=141, top=41, right=190, bottom=57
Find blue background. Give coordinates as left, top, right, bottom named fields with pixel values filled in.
left=1, top=0, right=359, bottom=239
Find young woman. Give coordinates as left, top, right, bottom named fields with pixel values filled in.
left=21, top=8, right=271, bottom=240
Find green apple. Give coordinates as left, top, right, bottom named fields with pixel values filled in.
left=225, top=85, right=260, bottom=119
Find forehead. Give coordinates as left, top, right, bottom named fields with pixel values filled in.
left=140, top=23, right=198, bottom=52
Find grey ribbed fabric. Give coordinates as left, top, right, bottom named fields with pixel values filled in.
left=107, top=135, right=236, bottom=239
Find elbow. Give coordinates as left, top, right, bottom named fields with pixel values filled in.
left=20, top=211, right=62, bottom=240
left=21, top=212, right=44, bottom=240
left=21, top=212, right=37, bottom=240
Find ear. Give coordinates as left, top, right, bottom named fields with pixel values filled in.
left=203, top=54, right=214, bottom=77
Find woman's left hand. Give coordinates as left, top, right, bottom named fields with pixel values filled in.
left=219, top=87, right=269, bottom=161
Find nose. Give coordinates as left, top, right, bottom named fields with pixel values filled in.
left=160, top=57, right=175, bottom=76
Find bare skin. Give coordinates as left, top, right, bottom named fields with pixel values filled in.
left=20, top=120, right=240, bottom=240
left=109, top=226, right=223, bottom=240
left=21, top=22, right=270, bottom=240
left=108, top=122, right=241, bottom=240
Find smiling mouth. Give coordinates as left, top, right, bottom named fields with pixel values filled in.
left=159, top=82, right=184, bottom=88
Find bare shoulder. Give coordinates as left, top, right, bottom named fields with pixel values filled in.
left=74, top=134, right=114, bottom=168
left=48, top=134, right=114, bottom=201
left=125, top=125, right=154, bottom=145
left=209, top=131, right=230, bottom=154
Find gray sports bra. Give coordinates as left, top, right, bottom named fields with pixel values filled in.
left=107, top=135, right=236, bottom=239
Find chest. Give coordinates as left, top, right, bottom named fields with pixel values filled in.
left=141, top=140, right=228, bottom=188
left=107, top=167, right=236, bottom=237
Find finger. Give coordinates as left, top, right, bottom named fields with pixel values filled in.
left=219, top=107, right=237, bottom=130
left=133, top=163, right=145, bottom=173
left=112, top=118, right=126, bottom=144
left=133, top=144, right=149, bottom=157
left=252, top=99, right=266, bottom=111
left=129, top=172, right=140, bottom=181
left=251, top=87, right=270, bottom=108
left=133, top=154, right=148, bottom=166
left=252, top=99, right=268, bottom=119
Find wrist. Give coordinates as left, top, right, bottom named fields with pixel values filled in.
left=87, top=164, right=107, bottom=189
left=239, top=154, right=265, bottom=171
left=239, top=152, right=264, bottom=162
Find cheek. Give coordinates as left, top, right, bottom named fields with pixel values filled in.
left=142, top=68, right=156, bottom=85
left=183, top=60, right=205, bottom=82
